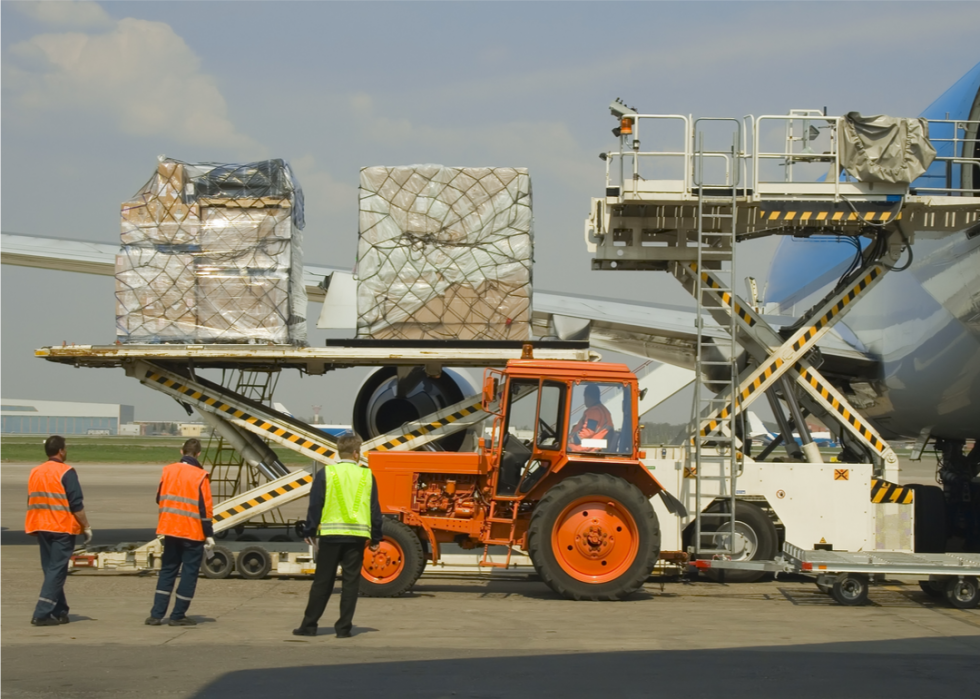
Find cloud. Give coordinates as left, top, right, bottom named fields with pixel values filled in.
left=4, top=16, right=260, bottom=153
left=290, top=154, right=358, bottom=216
left=11, top=0, right=113, bottom=29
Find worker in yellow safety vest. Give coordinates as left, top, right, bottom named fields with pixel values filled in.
left=25, top=435, right=93, bottom=626
left=146, top=438, right=214, bottom=627
left=293, top=433, right=382, bottom=638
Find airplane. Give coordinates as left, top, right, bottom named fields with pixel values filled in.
left=744, top=411, right=838, bottom=450
left=2, top=62, right=977, bottom=476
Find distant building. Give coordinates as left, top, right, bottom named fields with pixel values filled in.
left=1, top=399, right=135, bottom=435
left=179, top=423, right=206, bottom=437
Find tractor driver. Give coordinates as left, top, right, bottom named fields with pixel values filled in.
left=569, top=384, right=615, bottom=452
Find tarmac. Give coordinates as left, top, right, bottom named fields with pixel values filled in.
left=2, top=460, right=978, bottom=698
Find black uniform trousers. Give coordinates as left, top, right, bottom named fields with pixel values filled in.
left=34, top=532, right=76, bottom=620
left=151, top=536, right=205, bottom=621
left=299, top=539, right=365, bottom=634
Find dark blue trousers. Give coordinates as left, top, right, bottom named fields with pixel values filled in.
left=151, top=536, right=204, bottom=621
left=34, top=532, right=76, bottom=621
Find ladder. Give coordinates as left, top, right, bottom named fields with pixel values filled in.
left=690, top=119, right=743, bottom=557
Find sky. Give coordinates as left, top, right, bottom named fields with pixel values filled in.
left=2, top=1, right=979, bottom=425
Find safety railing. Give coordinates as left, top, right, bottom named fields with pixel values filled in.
left=913, top=118, right=980, bottom=196
left=603, top=110, right=980, bottom=202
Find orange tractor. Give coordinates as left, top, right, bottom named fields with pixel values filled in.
left=359, top=359, right=674, bottom=601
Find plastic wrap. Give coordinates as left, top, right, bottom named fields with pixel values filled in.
left=116, top=157, right=307, bottom=344
left=356, top=165, right=533, bottom=341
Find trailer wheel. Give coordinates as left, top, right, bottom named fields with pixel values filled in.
left=237, top=546, right=272, bottom=580
left=698, top=501, right=778, bottom=583
left=945, top=577, right=980, bottom=610
left=527, top=473, right=660, bottom=601
left=831, top=573, right=869, bottom=606
left=360, top=519, right=425, bottom=598
left=202, top=545, right=235, bottom=579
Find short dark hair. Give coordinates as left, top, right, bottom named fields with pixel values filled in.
left=182, top=438, right=202, bottom=456
left=336, top=433, right=363, bottom=459
left=45, top=435, right=66, bottom=458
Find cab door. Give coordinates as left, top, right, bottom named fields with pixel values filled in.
left=496, top=379, right=566, bottom=496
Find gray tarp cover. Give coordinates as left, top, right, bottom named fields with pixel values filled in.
left=839, top=113, right=937, bottom=184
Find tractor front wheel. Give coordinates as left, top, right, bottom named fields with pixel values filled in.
left=527, top=473, right=660, bottom=601
left=359, top=519, right=425, bottom=597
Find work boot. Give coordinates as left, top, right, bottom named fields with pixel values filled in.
left=169, top=617, right=197, bottom=626
left=57, top=614, right=70, bottom=625
left=336, top=630, right=353, bottom=638
left=292, top=628, right=317, bottom=637
left=145, top=616, right=163, bottom=626
left=31, top=617, right=60, bottom=627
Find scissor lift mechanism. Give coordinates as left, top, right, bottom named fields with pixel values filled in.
left=587, top=105, right=980, bottom=558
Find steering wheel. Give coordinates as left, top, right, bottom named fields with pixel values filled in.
left=538, top=418, right=558, bottom=442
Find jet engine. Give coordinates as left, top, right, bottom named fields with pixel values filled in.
left=351, top=366, right=478, bottom=451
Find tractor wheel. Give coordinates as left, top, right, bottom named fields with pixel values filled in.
left=527, top=473, right=660, bottom=601
left=698, top=501, right=778, bottom=584
left=360, top=519, right=425, bottom=598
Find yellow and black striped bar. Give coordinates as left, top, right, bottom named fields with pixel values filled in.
left=144, top=369, right=339, bottom=461
left=871, top=478, right=914, bottom=505
left=213, top=473, right=315, bottom=523
left=688, top=263, right=757, bottom=327
left=796, top=366, right=886, bottom=455
left=790, top=267, right=882, bottom=353
left=700, top=357, right=784, bottom=436
left=372, top=402, right=483, bottom=452
left=758, top=202, right=902, bottom=226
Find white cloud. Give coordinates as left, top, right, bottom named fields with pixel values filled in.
left=4, top=17, right=260, bottom=153
left=12, top=0, right=113, bottom=29
left=291, top=154, right=358, bottom=216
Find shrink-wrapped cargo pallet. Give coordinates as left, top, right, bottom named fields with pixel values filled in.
left=116, top=158, right=307, bottom=344
left=357, top=165, right=533, bottom=341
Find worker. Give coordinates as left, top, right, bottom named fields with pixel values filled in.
left=146, top=438, right=214, bottom=627
left=293, top=433, right=382, bottom=638
left=26, top=435, right=93, bottom=626
left=569, top=383, right=615, bottom=452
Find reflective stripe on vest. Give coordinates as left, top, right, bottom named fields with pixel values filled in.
left=318, top=461, right=372, bottom=538
left=25, top=461, right=83, bottom=535
left=156, top=462, right=208, bottom=541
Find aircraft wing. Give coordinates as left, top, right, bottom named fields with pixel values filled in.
left=0, top=232, right=343, bottom=303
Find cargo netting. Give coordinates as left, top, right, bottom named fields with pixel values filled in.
left=356, top=165, right=533, bottom=341
left=116, top=158, right=307, bottom=344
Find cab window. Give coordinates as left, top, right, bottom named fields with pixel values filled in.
left=568, top=382, right=633, bottom=455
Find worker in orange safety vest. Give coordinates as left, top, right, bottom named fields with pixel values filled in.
left=146, top=438, right=214, bottom=627
left=25, top=435, right=92, bottom=626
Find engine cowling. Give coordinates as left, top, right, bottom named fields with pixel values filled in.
left=352, top=366, right=477, bottom=451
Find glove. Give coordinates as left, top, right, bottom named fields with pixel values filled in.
left=368, top=540, right=381, bottom=551
left=205, top=537, right=215, bottom=549
left=83, top=528, right=93, bottom=545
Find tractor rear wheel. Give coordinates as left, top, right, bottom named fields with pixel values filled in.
left=527, top=473, right=660, bottom=601
left=359, top=519, right=425, bottom=598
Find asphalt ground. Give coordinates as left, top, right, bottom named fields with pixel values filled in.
left=2, top=459, right=977, bottom=699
